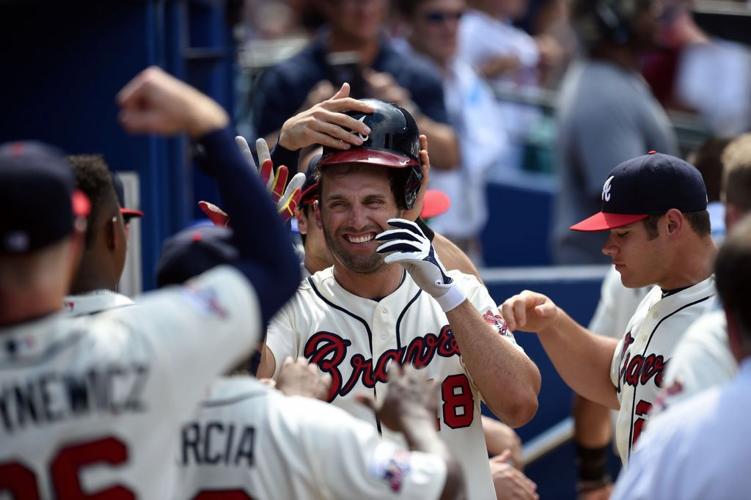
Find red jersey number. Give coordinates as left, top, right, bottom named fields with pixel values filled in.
left=0, top=436, right=134, bottom=499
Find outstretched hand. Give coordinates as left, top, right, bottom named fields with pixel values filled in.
left=236, top=136, right=305, bottom=220
left=200, top=136, right=305, bottom=224
left=490, top=450, right=539, bottom=500
left=117, top=66, right=228, bottom=138
left=276, top=357, right=332, bottom=401
left=279, top=83, right=375, bottom=151
left=356, top=365, right=438, bottom=432
left=498, top=290, right=559, bottom=333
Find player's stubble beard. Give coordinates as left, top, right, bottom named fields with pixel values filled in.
left=322, top=222, right=385, bottom=274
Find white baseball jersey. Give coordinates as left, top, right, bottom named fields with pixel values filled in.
left=176, top=376, right=448, bottom=500
left=609, top=275, right=716, bottom=463
left=63, top=289, right=134, bottom=317
left=0, top=266, right=259, bottom=499
left=589, top=266, right=649, bottom=339
left=267, top=267, right=523, bottom=500
left=651, top=307, right=736, bottom=417
left=612, top=360, right=751, bottom=500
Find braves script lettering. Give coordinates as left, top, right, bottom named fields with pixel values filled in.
left=304, top=326, right=461, bottom=401
left=618, top=333, right=668, bottom=389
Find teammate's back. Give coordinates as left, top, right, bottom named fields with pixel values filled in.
left=0, top=67, right=300, bottom=498
left=0, top=267, right=258, bottom=498
left=176, top=372, right=458, bottom=500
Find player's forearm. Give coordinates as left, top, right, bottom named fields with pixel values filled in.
left=270, top=142, right=300, bottom=174
left=416, top=118, right=460, bottom=170
left=198, top=127, right=300, bottom=323
left=447, top=301, right=541, bottom=427
left=538, top=310, right=620, bottom=409
left=400, top=415, right=466, bottom=500
left=573, top=395, right=613, bottom=446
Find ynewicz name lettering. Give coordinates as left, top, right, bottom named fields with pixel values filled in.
left=0, top=363, right=149, bottom=433
left=304, top=325, right=461, bottom=401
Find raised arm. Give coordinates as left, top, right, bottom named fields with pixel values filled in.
left=376, top=219, right=540, bottom=427
left=358, top=366, right=466, bottom=500
left=117, top=66, right=299, bottom=324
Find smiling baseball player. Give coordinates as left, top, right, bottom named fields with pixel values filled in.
left=500, top=152, right=717, bottom=464
left=258, top=99, right=540, bottom=500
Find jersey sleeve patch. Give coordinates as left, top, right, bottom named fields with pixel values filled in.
left=482, top=310, right=511, bottom=337
left=368, top=445, right=412, bottom=493
left=180, top=285, right=228, bottom=319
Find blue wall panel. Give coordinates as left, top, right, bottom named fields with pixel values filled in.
left=0, top=1, right=236, bottom=289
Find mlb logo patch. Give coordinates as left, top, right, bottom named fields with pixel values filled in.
left=368, top=447, right=411, bottom=492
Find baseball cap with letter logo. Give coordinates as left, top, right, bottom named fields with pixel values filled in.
left=570, top=151, right=708, bottom=232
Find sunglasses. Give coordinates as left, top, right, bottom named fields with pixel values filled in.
left=423, top=10, right=464, bottom=23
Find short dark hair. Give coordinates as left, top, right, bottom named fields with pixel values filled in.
left=318, top=164, right=410, bottom=211
left=715, top=214, right=751, bottom=341
left=722, top=133, right=751, bottom=212
left=642, top=210, right=711, bottom=239
left=396, top=0, right=427, bottom=18
left=67, top=154, right=119, bottom=248
left=689, top=136, right=733, bottom=203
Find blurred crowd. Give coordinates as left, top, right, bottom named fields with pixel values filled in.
left=240, top=0, right=750, bottom=265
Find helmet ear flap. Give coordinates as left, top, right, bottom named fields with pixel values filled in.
left=403, top=164, right=424, bottom=210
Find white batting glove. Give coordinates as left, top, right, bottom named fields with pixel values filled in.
left=376, top=219, right=466, bottom=312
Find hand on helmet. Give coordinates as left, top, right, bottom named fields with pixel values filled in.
left=279, top=83, right=374, bottom=151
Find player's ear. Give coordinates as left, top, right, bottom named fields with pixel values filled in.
left=296, top=207, right=308, bottom=235
left=664, top=209, right=684, bottom=236
left=314, top=200, right=323, bottom=229
left=105, top=214, right=122, bottom=252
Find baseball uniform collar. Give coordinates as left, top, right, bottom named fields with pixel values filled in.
left=312, top=267, right=419, bottom=320
left=0, top=312, right=74, bottom=362
left=63, top=290, right=134, bottom=317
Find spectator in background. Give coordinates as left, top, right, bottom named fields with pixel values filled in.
left=458, top=0, right=560, bottom=172
left=532, top=0, right=578, bottom=88
left=251, top=0, right=460, bottom=171
left=397, top=0, right=509, bottom=259
left=553, top=0, right=678, bottom=265
left=612, top=213, right=751, bottom=500
left=643, top=0, right=751, bottom=136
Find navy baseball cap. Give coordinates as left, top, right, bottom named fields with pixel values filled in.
left=111, top=173, right=144, bottom=221
left=571, top=151, right=708, bottom=232
left=300, top=154, right=322, bottom=206
left=156, top=225, right=238, bottom=287
left=0, top=141, right=90, bottom=253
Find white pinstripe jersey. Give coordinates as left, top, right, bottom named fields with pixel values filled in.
left=175, top=377, right=447, bottom=500
left=0, top=267, right=259, bottom=499
left=610, top=276, right=716, bottom=463
left=267, top=267, right=523, bottom=500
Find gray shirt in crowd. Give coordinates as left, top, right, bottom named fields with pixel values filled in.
left=553, top=60, right=678, bottom=264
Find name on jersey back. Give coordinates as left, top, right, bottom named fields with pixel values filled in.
left=1, top=362, right=149, bottom=433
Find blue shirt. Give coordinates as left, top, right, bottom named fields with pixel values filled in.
left=251, top=31, right=449, bottom=139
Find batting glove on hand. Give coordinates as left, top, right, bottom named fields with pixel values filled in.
left=235, top=136, right=305, bottom=222
left=376, top=218, right=466, bottom=312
